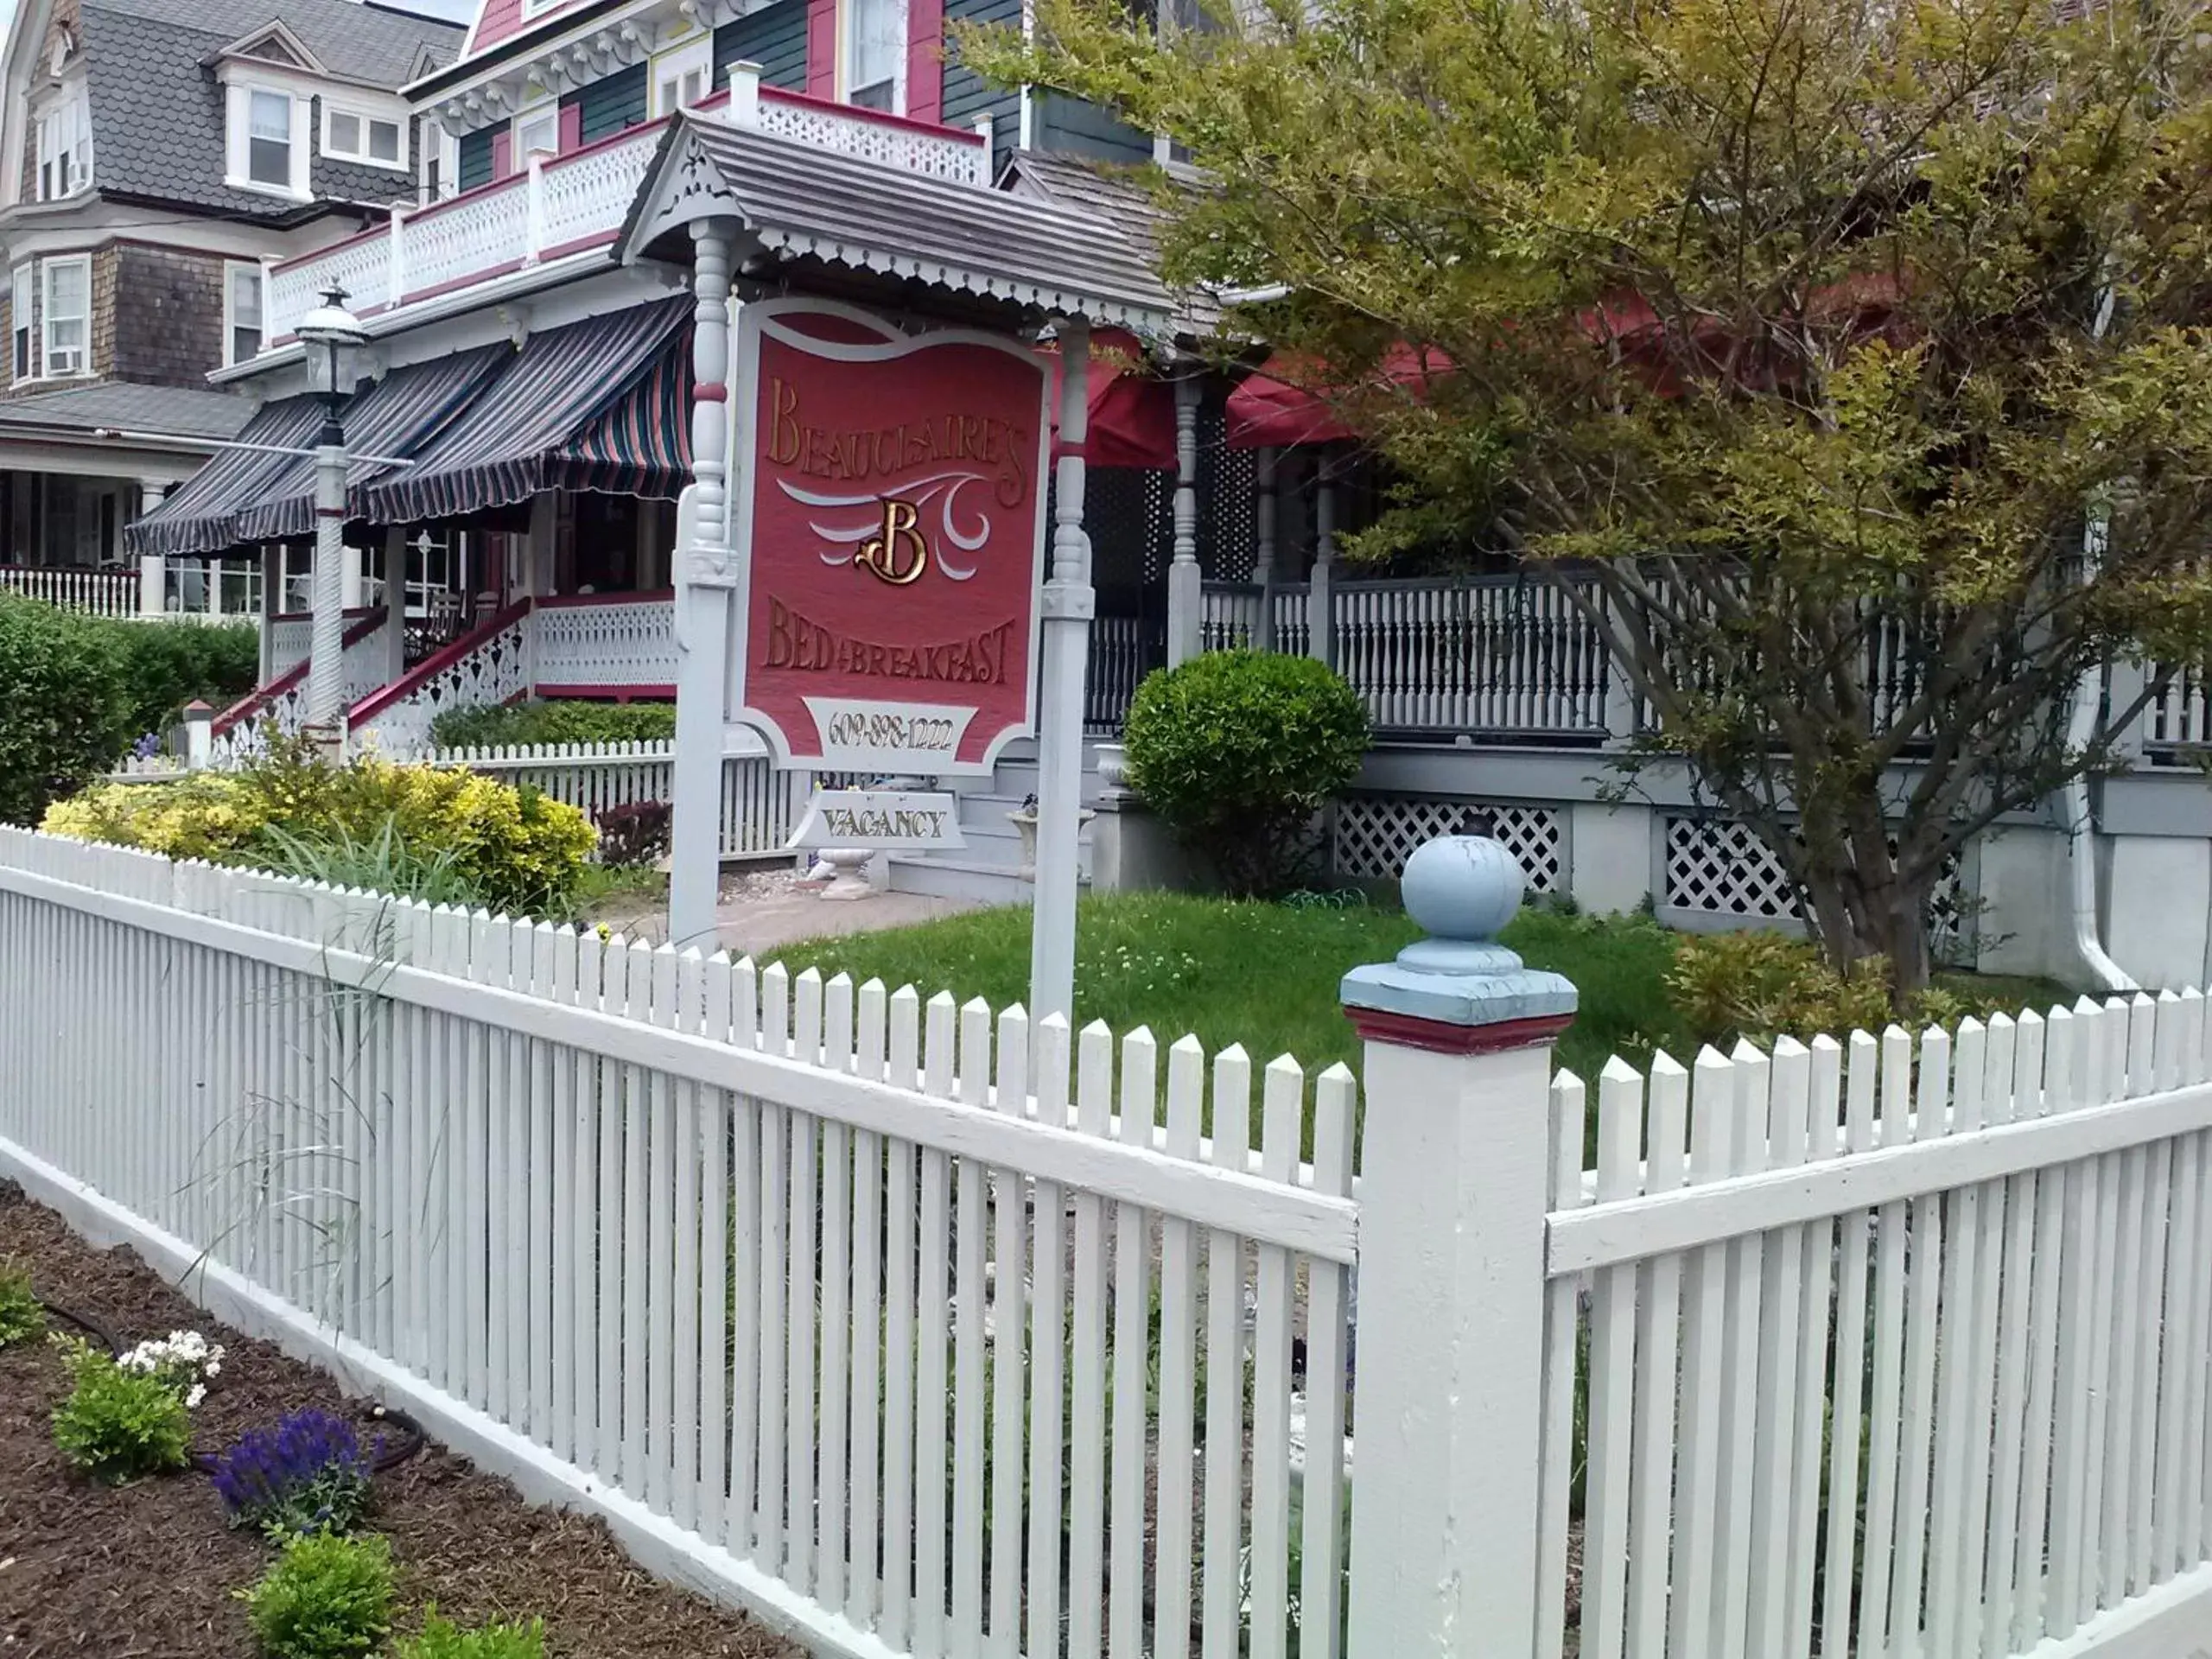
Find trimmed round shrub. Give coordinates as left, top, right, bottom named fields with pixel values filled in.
left=0, top=595, right=135, bottom=824
left=1122, top=649, right=1370, bottom=897
left=238, top=1531, right=395, bottom=1659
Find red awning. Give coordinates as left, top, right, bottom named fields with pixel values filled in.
left=1050, top=327, right=1178, bottom=471
left=1225, top=342, right=1453, bottom=449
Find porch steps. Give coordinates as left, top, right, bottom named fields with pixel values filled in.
left=882, top=739, right=1105, bottom=907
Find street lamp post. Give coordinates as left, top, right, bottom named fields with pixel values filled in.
left=296, top=285, right=367, bottom=756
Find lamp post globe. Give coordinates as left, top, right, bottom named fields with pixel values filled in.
left=296, top=285, right=366, bottom=752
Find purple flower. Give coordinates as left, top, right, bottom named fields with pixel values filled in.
left=207, top=1407, right=375, bottom=1537
left=131, top=733, right=162, bottom=760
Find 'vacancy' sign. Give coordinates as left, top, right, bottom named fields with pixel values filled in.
left=787, top=790, right=968, bottom=852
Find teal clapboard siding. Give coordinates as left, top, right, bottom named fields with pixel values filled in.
left=1034, top=91, right=1152, bottom=165
left=458, top=127, right=496, bottom=190
left=941, top=0, right=1021, bottom=173
left=714, top=0, right=808, bottom=92
left=567, top=62, right=648, bottom=144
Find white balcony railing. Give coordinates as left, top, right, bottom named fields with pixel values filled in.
left=266, top=73, right=994, bottom=345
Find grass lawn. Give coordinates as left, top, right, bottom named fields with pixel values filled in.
left=765, top=893, right=2078, bottom=1103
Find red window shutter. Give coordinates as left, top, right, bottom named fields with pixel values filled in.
left=558, top=100, right=583, bottom=151
left=805, top=0, right=837, bottom=98
left=491, top=128, right=512, bottom=178
left=905, top=0, right=944, bottom=123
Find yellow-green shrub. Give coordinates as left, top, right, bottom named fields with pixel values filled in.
left=41, top=747, right=594, bottom=917
left=1670, top=930, right=1993, bottom=1049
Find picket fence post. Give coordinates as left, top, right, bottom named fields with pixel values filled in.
left=1340, top=827, right=1579, bottom=1658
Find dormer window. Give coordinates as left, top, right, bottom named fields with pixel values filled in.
left=844, top=0, right=904, bottom=112
left=35, top=86, right=92, bottom=200
left=323, top=104, right=405, bottom=169
left=226, top=83, right=308, bottom=196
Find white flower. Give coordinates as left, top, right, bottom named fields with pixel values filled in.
left=204, top=1359, right=221, bottom=1377
left=185, top=1384, right=206, bottom=1408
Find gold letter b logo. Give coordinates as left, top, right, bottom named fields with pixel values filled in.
left=856, top=499, right=929, bottom=586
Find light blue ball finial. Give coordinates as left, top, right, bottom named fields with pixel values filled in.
left=1402, top=831, right=1525, bottom=944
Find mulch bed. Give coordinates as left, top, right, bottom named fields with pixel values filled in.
left=0, top=1179, right=799, bottom=1657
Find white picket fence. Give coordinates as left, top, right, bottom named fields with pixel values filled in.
left=0, top=563, right=140, bottom=617
left=426, top=740, right=804, bottom=861
left=9, top=827, right=2212, bottom=1659
left=0, top=830, right=1355, bottom=1659
left=1541, top=995, right=2212, bottom=1659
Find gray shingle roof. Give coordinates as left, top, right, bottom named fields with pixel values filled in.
left=620, top=116, right=1175, bottom=334
left=0, top=381, right=256, bottom=442
left=87, top=0, right=462, bottom=88
left=1001, top=149, right=1218, bottom=336
left=80, top=0, right=461, bottom=221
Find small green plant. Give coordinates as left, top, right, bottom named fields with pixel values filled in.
left=238, top=1531, right=396, bottom=1659
left=48, top=1336, right=192, bottom=1483
left=0, top=1257, right=43, bottom=1346
left=1122, top=650, right=1370, bottom=898
left=252, top=817, right=484, bottom=909
left=1669, top=929, right=2017, bottom=1049
left=391, top=1608, right=549, bottom=1659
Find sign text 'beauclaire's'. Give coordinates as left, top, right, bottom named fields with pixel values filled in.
left=728, top=301, right=1052, bottom=775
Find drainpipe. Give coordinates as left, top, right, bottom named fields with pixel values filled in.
left=2063, top=283, right=2136, bottom=994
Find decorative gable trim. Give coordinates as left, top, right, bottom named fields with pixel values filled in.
left=209, top=20, right=328, bottom=77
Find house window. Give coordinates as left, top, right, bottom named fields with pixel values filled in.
left=421, top=119, right=456, bottom=200
left=225, top=264, right=264, bottom=366
left=654, top=41, right=711, bottom=116
left=35, top=88, right=92, bottom=200
left=247, top=88, right=295, bottom=188
left=41, top=257, right=89, bottom=378
left=515, top=107, right=557, bottom=160
left=324, top=105, right=405, bottom=168
left=10, top=264, right=33, bottom=381
left=844, top=0, right=903, bottom=111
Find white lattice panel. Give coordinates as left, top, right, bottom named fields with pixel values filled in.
left=1664, top=817, right=1798, bottom=918
left=1332, top=793, right=1562, bottom=893
left=404, top=184, right=531, bottom=301
left=757, top=93, right=989, bottom=184
left=1664, top=815, right=1975, bottom=964
left=268, top=618, right=313, bottom=678
left=355, top=610, right=532, bottom=760
left=535, top=597, right=677, bottom=688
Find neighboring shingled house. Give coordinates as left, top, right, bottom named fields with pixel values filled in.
left=0, top=0, right=461, bottom=588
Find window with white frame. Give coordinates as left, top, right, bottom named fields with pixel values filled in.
left=420, top=118, right=457, bottom=200
left=228, top=85, right=306, bottom=194
left=224, top=263, right=264, bottom=366
left=35, top=86, right=92, bottom=200
left=514, top=106, right=557, bottom=160
left=654, top=41, right=711, bottom=116
left=323, top=103, right=405, bottom=168
left=41, top=257, right=89, bottom=378
left=10, top=264, right=32, bottom=382
left=844, top=0, right=904, bottom=111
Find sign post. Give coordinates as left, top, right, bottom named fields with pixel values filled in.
left=1031, top=320, right=1090, bottom=1029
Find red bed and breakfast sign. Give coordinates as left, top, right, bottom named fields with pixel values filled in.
left=727, top=298, right=1052, bottom=776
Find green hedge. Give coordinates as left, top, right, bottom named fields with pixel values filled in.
left=0, top=598, right=136, bottom=823
left=429, top=698, right=676, bottom=749
left=105, top=616, right=259, bottom=737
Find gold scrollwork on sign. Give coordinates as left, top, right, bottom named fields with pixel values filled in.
left=855, top=499, right=930, bottom=586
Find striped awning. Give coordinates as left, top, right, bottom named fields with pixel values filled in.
left=232, top=346, right=512, bottom=544
left=124, top=397, right=326, bottom=558
left=355, top=298, right=692, bottom=527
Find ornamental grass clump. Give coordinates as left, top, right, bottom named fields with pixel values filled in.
left=239, top=1531, right=396, bottom=1659
left=212, top=1408, right=378, bottom=1541
left=49, top=1336, right=193, bottom=1484
left=0, top=1257, right=41, bottom=1347
left=392, top=1608, right=549, bottom=1659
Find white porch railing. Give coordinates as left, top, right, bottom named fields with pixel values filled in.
left=2145, top=663, right=2211, bottom=764
left=1198, top=582, right=1265, bottom=652
left=209, top=611, right=391, bottom=765
left=266, top=78, right=992, bottom=345
left=349, top=601, right=533, bottom=759
left=0, top=564, right=138, bottom=617
left=533, top=593, right=679, bottom=692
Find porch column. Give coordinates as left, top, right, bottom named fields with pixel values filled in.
left=524, top=493, right=558, bottom=601
left=669, top=220, right=741, bottom=954
left=1030, top=316, right=1092, bottom=1029
left=1251, top=446, right=1278, bottom=650
left=384, top=526, right=408, bottom=684
left=1166, top=370, right=1203, bottom=666
left=257, top=544, right=280, bottom=682
left=137, top=481, right=168, bottom=615
left=341, top=541, right=365, bottom=612
left=1307, top=464, right=1337, bottom=668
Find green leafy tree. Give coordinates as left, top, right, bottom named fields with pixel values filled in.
left=963, top=0, right=2212, bottom=989
left=0, top=597, right=135, bottom=824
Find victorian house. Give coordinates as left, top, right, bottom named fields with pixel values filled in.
left=0, top=0, right=461, bottom=609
